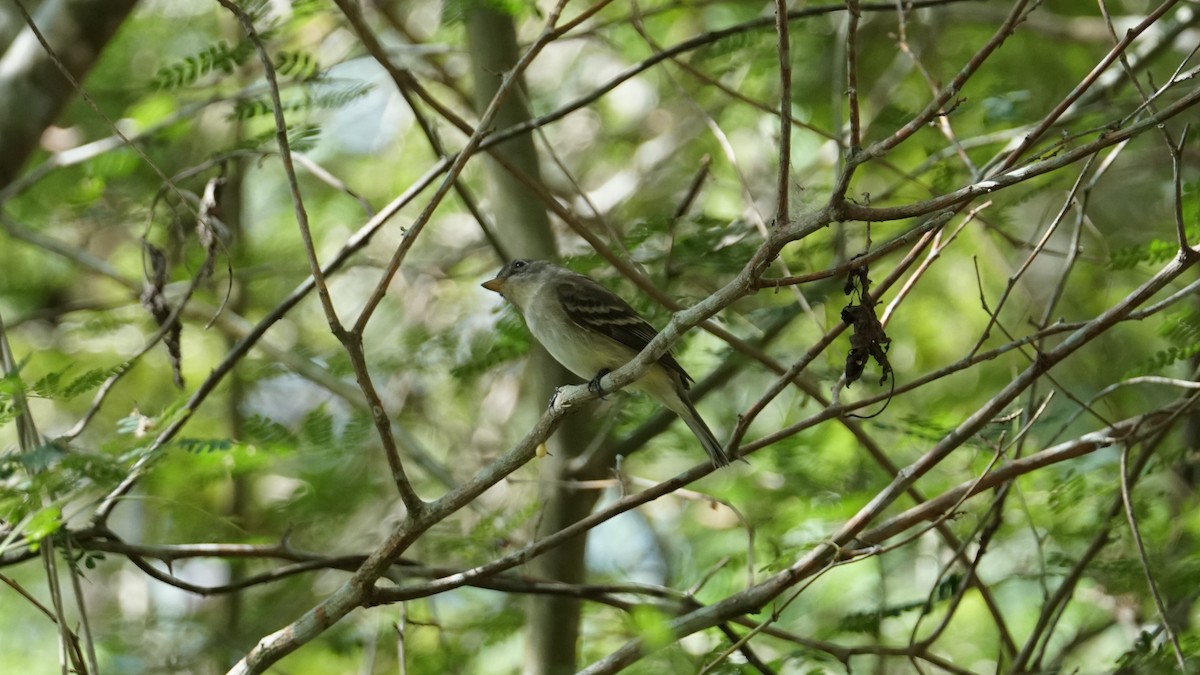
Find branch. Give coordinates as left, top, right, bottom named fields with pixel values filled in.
left=837, top=79, right=1200, bottom=222
left=575, top=243, right=1200, bottom=672
left=774, top=0, right=794, bottom=223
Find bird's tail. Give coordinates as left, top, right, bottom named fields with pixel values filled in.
left=678, top=397, right=732, bottom=468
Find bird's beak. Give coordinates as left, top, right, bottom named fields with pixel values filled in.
left=481, top=277, right=505, bottom=293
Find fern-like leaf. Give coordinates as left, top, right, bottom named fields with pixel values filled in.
left=152, top=41, right=255, bottom=89
left=310, top=82, right=374, bottom=110
left=1127, top=344, right=1200, bottom=376
left=1158, top=309, right=1200, bottom=345
left=27, top=365, right=123, bottom=400
left=301, top=405, right=335, bottom=448
left=275, top=50, right=322, bottom=81
left=232, top=81, right=370, bottom=122
left=243, top=413, right=299, bottom=449
left=838, top=574, right=962, bottom=633
left=172, top=438, right=235, bottom=453
left=452, top=311, right=532, bottom=381
left=236, top=123, right=322, bottom=152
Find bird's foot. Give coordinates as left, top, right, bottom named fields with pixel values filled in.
left=548, top=387, right=567, bottom=409
left=588, top=369, right=611, bottom=399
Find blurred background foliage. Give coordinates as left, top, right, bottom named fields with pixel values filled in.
left=0, top=0, right=1198, bottom=672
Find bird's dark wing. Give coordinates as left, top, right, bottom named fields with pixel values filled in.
left=556, top=275, right=694, bottom=385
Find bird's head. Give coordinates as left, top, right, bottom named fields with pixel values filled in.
left=481, top=259, right=554, bottom=309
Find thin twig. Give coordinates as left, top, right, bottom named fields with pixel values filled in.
left=844, top=0, right=862, bottom=151
left=9, top=0, right=193, bottom=217
left=1119, top=444, right=1188, bottom=670
left=214, top=0, right=341, bottom=330
left=775, top=0, right=794, bottom=223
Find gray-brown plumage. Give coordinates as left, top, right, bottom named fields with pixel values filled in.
left=483, top=259, right=730, bottom=467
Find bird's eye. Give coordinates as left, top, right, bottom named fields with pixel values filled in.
left=512, top=260, right=527, bottom=270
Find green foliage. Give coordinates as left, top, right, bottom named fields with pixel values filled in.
left=451, top=311, right=532, bottom=380
left=871, top=414, right=992, bottom=451
left=301, top=405, right=335, bottom=449
left=0, top=361, right=122, bottom=430
left=837, top=574, right=962, bottom=633
left=145, top=0, right=276, bottom=88
left=1125, top=309, right=1200, bottom=376
left=981, top=89, right=1031, bottom=126
left=29, top=364, right=123, bottom=400
left=778, top=647, right=841, bottom=672
left=170, top=438, right=235, bottom=453
left=1158, top=308, right=1200, bottom=345
left=1108, top=182, right=1199, bottom=269
left=1130, top=343, right=1200, bottom=376
left=339, top=411, right=374, bottom=448
left=231, top=98, right=278, bottom=120
left=150, top=18, right=329, bottom=106
left=237, top=123, right=322, bottom=151
left=629, top=605, right=673, bottom=650
left=424, top=499, right=540, bottom=564
left=289, top=0, right=329, bottom=20
left=1047, top=469, right=1087, bottom=515
left=0, top=370, right=23, bottom=428
left=151, top=40, right=256, bottom=89
left=441, top=0, right=540, bottom=24
left=2, top=1, right=1197, bottom=672
left=692, top=30, right=773, bottom=73
left=1109, top=237, right=1182, bottom=270
left=308, top=82, right=376, bottom=110
left=242, top=407, right=374, bottom=456
left=231, top=82, right=371, bottom=122
left=3, top=441, right=66, bottom=475
left=70, top=548, right=106, bottom=571
left=928, top=161, right=962, bottom=196
left=1115, top=631, right=1200, bottom=672
left=274, top=50, right=322, bottom=81
left=21, top=506, right=62, bottom=548
left=243, top=413, right=299, bottom=449
left=0, top=441, right=125, bottom=544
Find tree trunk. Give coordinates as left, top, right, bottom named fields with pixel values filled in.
left=0, top=0, right=139, bottom=189
left=465, top=10, right=600, bottom=674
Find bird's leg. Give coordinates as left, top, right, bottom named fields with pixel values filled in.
left=588, top=369, right=611, bottom=399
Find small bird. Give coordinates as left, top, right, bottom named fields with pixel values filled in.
left=482, top=259, right=731, bottom=467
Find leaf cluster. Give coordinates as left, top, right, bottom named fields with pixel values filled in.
left=151, top=40, right=256, bottom=90
left=1126, top=309, right=1200, bottom=376
left=837, top=574, right=962, bottom=634
left=231, top=82, right=373, bottom=121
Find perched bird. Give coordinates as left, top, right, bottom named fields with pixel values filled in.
left=482, top=259, right=731, bottom=467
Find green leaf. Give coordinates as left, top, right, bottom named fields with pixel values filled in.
left=838, top=574, right=962, bottom=633
left=629, top=606, right=673, bottom=650
left=452, top=311, right=531, bottom=381
left=16, top=442, right=67, bottom=473
left=1109, top=238, right=1179, bottom=270
left=981, top=89, right=1031, bottom=126
left=29, top=369, right=66, bottom=398
left=24, top=506, right=62, bottom=547
left=172, top=438, right=235, bottom=453
left=61, top=366, right=123, bottom=399
left=151, top=40, right=255, bottom=89
left=1126, top=343, right=1200, bottom=377
left=243, top=413, right=299, bottom=449
left=274, top=50, right=321, bottom=81
left=301, top=405, right=335, bottom=448
left=442, top=0, right=539, bottom=24
left=25, top=364, right=120, bottom=400
left=340, top=411, right=374, bottom=447
left=0, top=365, right=26, bottom=399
